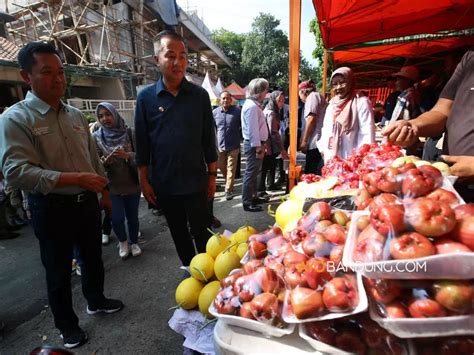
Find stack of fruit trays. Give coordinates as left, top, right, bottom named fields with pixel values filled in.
left=342, top=163, right=474, bottom=340
left=210, top=203, right=369, bottom=339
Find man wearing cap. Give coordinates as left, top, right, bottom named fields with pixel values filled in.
left=388, top=66, right=421, bottom=124
left=383, top=50, right=474, bottom=202
left=298, top=80, right=328, bottom=174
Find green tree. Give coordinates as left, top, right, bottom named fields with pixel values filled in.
left=300, top=56, right=321, bottom=86
left=211, top=29, right=247, bottom=86
left=241, top=13, right=289, bottom=89
left=309, top=18, right=332, bottom=90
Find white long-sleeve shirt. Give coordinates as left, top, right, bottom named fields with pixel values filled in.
left=317, top=96, right=375, bottom=161
left=241, top=99, right=268, bottom=147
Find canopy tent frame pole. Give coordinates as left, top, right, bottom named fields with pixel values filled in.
left=288, top=0, right=302, bottom=190
left=322, top=48, right=328, bottom=97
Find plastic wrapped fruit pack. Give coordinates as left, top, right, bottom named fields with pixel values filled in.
left=342, top=200, right=473, bottom=279
left=365, top=278, right=474, bottom=338
left=300, top=314, right=412, bottom=355
left=210, top=266, right=294, bottom=336
left=355, top=165, right=463, bottom=210
left=412, top=336, right=474, bottom=355
left=281, top=273, right=367, bottom=322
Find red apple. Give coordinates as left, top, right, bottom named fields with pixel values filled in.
left=214, top=288, right=239, bottom=315
left=433, top=280, right=473, bottom=314
left=402, top=168, right=437, bottom=198
left=390, top=232, right=436, bottom=260
left=297, top=202, right=332, bottom=231
left=242, top=259, right=263, bottom=275
left=284, top=265, right=308, bottom=289
left=322, top=275, right=359, bottom=312
left=253, top=267, right=281, bottom=293
left=324, top=224, right=347, bottom=245
left=353, top=225, right=387, bottom=262
left=285, top=228, right=308, bottom=246
left=427, top=188, right=459, bottom=205
left=263, top=255, right=285, bottom=275
left=248, top=239, right=267, bottom=259
left=335, top=330, right=367, bottom=355
left=454, top=204, right=474, bottom=220
left=408, top=298, right=447, bottom=318
left=249, top=226, right=283, bottom=243
left=433, top=238, right=472, bottom=254
left=364, top=278, right=402, bottom=304
left=384, top=301, right=409, bottom=318
left=369, top=193, right=401, bottom=211
left=249, top=292, right=279, bottom=321
left=220, top=270, right=244, bottom=288
left=304, top=257, right=333, bottom=290
left=239, top=302, right=255, bottom=319
left=289, top=287, right=325, bottom=319
left=370, top=204, right=406, bottom=236
left=305, top=321, right=337, bottom=345
left=302, top=232, right=331, bottom=257
left=452, top=216, right=474, bottom=250
left=266, top=236, right=293, bottom=257
left=375, top=167, right=402, bottom=193
left=314, top=220, right=333, bottom=233
left=405, top=198, right=457, bottom=237
left=283, top=250, right=308, bottom=267
left=329, top=245, right=344, bottom=265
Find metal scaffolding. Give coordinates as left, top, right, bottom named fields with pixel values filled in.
left=3, top=0, right=227, bottom=82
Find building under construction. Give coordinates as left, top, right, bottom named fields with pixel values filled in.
left=0, top=0, right=231, bottom=113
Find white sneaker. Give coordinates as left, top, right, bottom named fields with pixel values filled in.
left=119, top=241, right=129, bottom=259
left=102, top=234, right=110, bottom=245
left=131, top=243, right=142, bottom=257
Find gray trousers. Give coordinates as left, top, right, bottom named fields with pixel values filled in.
left=242, top=140, right=263, bottom=206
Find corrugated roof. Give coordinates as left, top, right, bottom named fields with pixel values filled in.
left=0, top=37, right=20, bottom=61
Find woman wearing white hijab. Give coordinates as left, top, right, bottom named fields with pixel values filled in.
left=317, top=67, right=375, bottom=161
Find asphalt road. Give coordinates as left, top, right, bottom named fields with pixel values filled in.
left=0, top=176, right=280, bottom=354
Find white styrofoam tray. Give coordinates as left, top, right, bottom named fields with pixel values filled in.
left=281, top=273, right=368, bottom=323
left=209, top=303, right=295, bottom=338
left=342, top=211, right=474, bottom=279
left=369, top=301, right=474, bottom=338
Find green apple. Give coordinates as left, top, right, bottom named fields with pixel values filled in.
left=414, top=160, right=431, bottom=167
left=432, top=162, right=451, bottom=176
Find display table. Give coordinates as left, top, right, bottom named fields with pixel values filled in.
left=214, top=321, right=320, bottom=355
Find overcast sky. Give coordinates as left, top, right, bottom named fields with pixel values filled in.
left=176, top=0, right=319, bottom=66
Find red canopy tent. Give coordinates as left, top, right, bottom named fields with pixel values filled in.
left=312, top=0, right=474, bottom=50
left=224, top=82, right=246, bottom=100
left=286, top=0, right=474, bottom=188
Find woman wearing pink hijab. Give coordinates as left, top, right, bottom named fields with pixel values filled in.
left=317, top=67, right=375, bottom=161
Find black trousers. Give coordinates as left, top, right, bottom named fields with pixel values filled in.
left=305, top=148, right=324, bottom=175
left=258, top=153, right=278, bottom=191
left=28, top=192, right=105, bottom=332
left=159, top=190, right=212, bottom=266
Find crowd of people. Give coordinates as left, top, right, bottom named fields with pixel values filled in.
left=0, top=28, right=472, bottom=350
